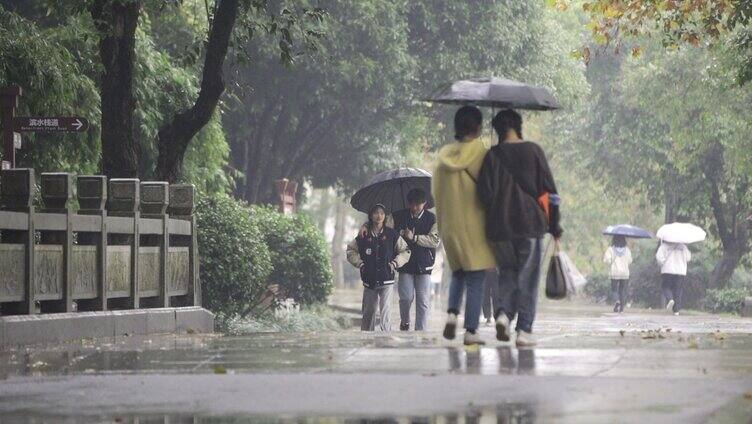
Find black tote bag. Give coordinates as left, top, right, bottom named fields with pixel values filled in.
left=545, top=242, right=568, bottom=300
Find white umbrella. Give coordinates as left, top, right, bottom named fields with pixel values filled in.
left=656, top=222, right=706, bottom=244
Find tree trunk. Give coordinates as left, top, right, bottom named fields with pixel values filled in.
left=90, top=0, right=142, bottom=178
left=702, top=142, right=750, bottom=289
left=331, top=200, right=347, bottom=288
left=154, top=0, right=239, bottom=182
left=710, top=246, right=744, bottom=289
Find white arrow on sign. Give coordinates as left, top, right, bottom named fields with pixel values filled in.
left=72, top=119, right=84, bottom=131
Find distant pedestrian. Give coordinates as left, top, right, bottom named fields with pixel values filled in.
left=433, top=106, right=497, bottom=346
left=603, top=235, right=632, bottom=313
left=655, top=240, right=691, bottom=315
left=347, top=204, right=411, bottom=331
left=477, top=109, right=562, bottom=347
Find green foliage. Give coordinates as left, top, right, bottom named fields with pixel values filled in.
left=251, top=206, right=333, bottom=305
left=222, top=304, right=350, bottom=334
left=704, top=287, right=749, bottom=314
left=0, top=7, right=100, bottom=173
left=226, top=0, right=588, bottom=204
left=196, top=193, right=273, bottom=318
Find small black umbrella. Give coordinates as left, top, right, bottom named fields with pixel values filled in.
left=427, top=77, right=560, bottom=111
left=350, top=168, right=433, bottom=214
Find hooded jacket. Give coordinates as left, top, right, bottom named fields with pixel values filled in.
left=432, top=138, right=496, bottom=272
left=656, top=242, right=691, bottom=276
left=604, top=246, right=633, bottom=279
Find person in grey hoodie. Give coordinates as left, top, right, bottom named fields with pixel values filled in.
left=603, top=235, right=633, bottom=313
left=655, top=240, right=691, bottom=315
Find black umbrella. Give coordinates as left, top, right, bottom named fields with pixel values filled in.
left=602, top=224, right=653, bottom=239
left=427, top=77, right=560, bottom=111
left=350, top=168, right=433, bottom=214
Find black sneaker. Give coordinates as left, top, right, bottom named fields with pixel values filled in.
left=399, top=323, right=410, bottom=331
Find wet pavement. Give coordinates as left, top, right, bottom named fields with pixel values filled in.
left=2, top=295, right=752, bottom=423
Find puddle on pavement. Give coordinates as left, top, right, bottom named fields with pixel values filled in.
left=0, top=402, right=539, bottom=423
left=3, top=329, right=752, bottom=379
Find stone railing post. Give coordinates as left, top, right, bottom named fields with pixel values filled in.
left=168, top=184, right=199, bottom=306
left=76, top=176, right=108, bottom=311
left=39, top=172, right=74, bottom=312
left=108, top=178, right=140, bottom=309
left=0, top=168, right=36, bottom=315
left=140, top=181, right=169, bottom=307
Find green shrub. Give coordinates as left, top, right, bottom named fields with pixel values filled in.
left=251, top=206, right=334, bottom=305
left=583, top=273, right=611, bottom=303
left=196, top=194, right=273, bottom=318
left=704, top=287, right=749, bottom=314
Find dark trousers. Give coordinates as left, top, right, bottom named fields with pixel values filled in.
left=482, top=269, right=498, bottom=320
left=661, top=274, right=684, bottom=312
left=611, top=279, right=628, bottom=306
left=493, top=238, right=543, bottom=333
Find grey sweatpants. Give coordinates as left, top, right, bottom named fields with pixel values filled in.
left=397, top=273, right=432, bottom=330
left=362, top=285, right=393, bottom=331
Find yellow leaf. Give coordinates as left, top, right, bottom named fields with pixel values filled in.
left=604, top=6, right=622, bottom=19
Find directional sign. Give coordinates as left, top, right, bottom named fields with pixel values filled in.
left=13, top=116, right=89, bottom=133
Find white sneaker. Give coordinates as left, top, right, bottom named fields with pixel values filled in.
left=463, top=331, right=485, bottom=346
left=485, top=318, right=493, bottom=326
left=443, top=313, right=458, bottom=340
left=515, top=330, right=537, bottom=347
left=666, top=299, right=675, bottom=312
left=495, top=315, right=511, bottom=342
left=674, top=311, right=680, bottom=316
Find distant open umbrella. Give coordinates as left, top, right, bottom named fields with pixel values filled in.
left=656, top=222, right=706, bottom=244
left=350, top=168, right=433, bottom=214
left=602, top=224, right=653, bottom=239
left=427, top=77, right=560, bottom=111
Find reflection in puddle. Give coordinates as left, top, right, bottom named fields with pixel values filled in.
left=448, top=347, right=536, bottom=375
left=1, top=403, right=537, bottom=423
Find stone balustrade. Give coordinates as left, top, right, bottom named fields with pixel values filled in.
left=0, top=169, right=199, bottom=315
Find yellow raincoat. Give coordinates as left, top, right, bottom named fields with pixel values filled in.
left=432, top=138, right=496, bottom=272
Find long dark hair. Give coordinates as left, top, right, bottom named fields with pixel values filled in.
left=454, top=106, right=483, bottom=141
left=367, top=204, right=388, bottom=230
left=612, top=235, right=627, bottom=248
left=492, top=109, right=523, bottom=142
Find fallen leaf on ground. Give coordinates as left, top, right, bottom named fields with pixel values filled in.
left=744, top=391, right=752, bottom=400
left=619, top=330, right=625, bottom=337
left=213, top=365, right=227, bottom=374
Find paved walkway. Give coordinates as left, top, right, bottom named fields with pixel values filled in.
left=2, top=292, right=752, bottom=423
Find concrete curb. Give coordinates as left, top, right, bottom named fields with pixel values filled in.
left=0, top=307, right=214, bottom=349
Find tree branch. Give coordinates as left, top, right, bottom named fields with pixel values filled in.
left=154, top=0, right=240, bottom=182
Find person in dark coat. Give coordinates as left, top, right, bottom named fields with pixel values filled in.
left=347, top=204, right=411, bottom=331
left=392, top=188, right=440, bottom=331
left=477, top=109, right=563, bottom=347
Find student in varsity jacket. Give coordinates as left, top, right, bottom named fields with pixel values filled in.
left=347, top=204, right=411, bottom=331
left=391, top=189, right=440, bottom=331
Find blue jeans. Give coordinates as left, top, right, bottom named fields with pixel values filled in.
left=398, top=273, right=432, bottom=330
left=493, top=238, right=543, bottom=333
left=447, top=269, right=486, bottom=332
